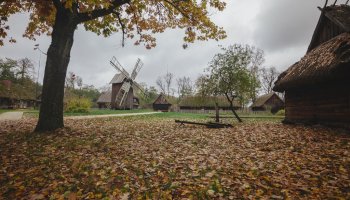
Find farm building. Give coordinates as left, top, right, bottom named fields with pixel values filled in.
left=153, top=94, right=172, bottom=112
left=251, top=93, right=284, bottom=113
left=179, top=96, right=241, bottom=112
left=273, top=4, right=350, bottom=128
left=0, top=80, right=36, bottom=109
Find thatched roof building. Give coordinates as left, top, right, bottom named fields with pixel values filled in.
left=179, top=96, right=241, bottom=110
left=0, top=80, right=36, bottom=109
left=251, top=93, right=284, bottom=113
left=273, top=4, right=350, bottom=129
left=153, top=94, right=172, bottom=112
left=96, top=91, right=112, bottom=103
left=274, top=32, right=350, bottom=91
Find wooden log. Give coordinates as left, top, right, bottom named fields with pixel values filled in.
left=174, top=120, right=232, bottom=128
left=209, top=116, right=284, bottom=119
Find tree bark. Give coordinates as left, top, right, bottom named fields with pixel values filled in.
left=215, top=102, right=219, bottom=123
left=35, top=9, right=77, bottom=132
left=224, top=93, right=243, bottom=123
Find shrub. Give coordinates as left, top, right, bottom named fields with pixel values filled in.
left=65, top=98, right=92, bottom=113
left=275, top=109, right=285, bottom=116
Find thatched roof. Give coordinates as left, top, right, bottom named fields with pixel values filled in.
left=308, top=5, right=350, bottom=52
left=179, top=96, right=240, bottom=108
left=97, top=91, right=112, bottom=103
left=274, top=32, right=350, bottom=92
left=153, top=94, right=171, bottom=105
left=251, top=93, right=276, bottom=108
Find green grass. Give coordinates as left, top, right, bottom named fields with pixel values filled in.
left=23, top=109, right=283, bottom=123
left=131, top=112, right=282, bottom=124
left=201, top=111, right=284, bottom=124
left=24, top=108, right=154, bottom=118
left=0, top=109, right=31, bottom=114
left=0, top=109, right=12, bottom=114
left=64, top=108, right=154, bottom=116
left=153, top=112, right=208, bottom=119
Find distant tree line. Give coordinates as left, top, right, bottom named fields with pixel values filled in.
left=0, top=58, right=39, bottom=101
left=0, top=58, right=35, bottom=83
left=0, top=58, right=101, bottom=108
left=64, top=71, right=101, bottom=106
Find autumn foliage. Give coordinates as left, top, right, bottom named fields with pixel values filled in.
left=0, top=0, right=226, bottom=48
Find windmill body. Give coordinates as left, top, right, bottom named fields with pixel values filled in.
left=110, top=74, right=134, bottom=109
left=97, top=57, right=143, bottom=110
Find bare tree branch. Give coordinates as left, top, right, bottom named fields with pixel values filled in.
left=114, top=12, right=126, bottom=47
left=162, top=0, right=199, bottom=25
left=156, top=77, right=166, bottom=94
left=77, top=0, right=130, bottom=23
left=162, top=0, right=189, bottom=18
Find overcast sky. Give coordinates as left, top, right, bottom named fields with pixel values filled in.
left=0, top=0, right=331, bottom=90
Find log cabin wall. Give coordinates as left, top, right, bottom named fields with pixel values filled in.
left=285, top=81, right=350, bottom=128
left=153, top=103, right=171, bottom=112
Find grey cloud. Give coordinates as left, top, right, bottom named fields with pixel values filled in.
left=0, top=0, right=331, bottom=90
left=252, top=0, right=321, bottom=53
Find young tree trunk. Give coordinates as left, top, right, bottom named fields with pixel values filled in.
left=35, top=10, right=77, bottom=132
left=224, top=93, right=243, bottom=123
left=215, top=102, right=219, bottom=123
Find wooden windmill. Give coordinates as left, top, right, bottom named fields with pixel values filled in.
left=109, top=56, right=144, bottom=109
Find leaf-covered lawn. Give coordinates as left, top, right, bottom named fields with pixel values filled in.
left=0, top=117, right=349, bottom=199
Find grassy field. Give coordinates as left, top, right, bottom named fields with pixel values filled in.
left=24, top=108, right=154, bottom=117
left=23, top=109, right=283, bottom=124
left=154, top=112, right=208, bottom=120
left=0, top=109, right=11, bottom=114
left=0, top=109, right=29, bottom=114
left=0, top=116, right=349, bottom=199
left=151, top=112, right=283, bottom=123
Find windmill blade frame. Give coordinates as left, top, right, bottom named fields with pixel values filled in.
left=115, top=81, right=132, bottom=107
left=131, top=58, right=143, bottom=80
left=132, top=81, right=146, bottom=94
left=109, top=56, right=144, bottom=109
left=110, top=56, right=131, bottom=79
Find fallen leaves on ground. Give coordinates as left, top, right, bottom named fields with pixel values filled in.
left=0, top=116, right=349, bottom=199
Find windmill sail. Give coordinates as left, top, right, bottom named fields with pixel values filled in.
left=110, top=56, right=130, bottom=78
left=131, top=58, right=143, bottom=80
left=115, top=81, right=131, bottom=107
left=109, top=56, right=144, bottom=109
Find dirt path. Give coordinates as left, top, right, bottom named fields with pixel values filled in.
left=0, top=112, right=23, bottom=121
left=65, top=112, right=160, bottom=120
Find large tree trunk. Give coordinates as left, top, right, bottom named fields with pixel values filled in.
left=224, top=93, right=243, bottom=123
left=35, top=10, right=77, bottom=132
